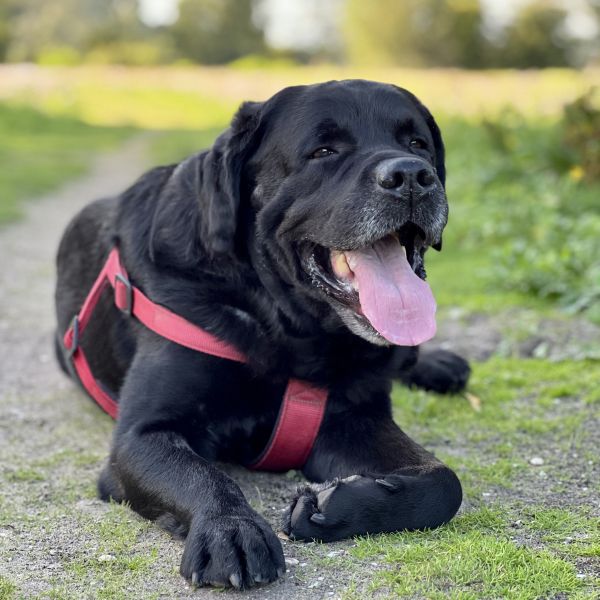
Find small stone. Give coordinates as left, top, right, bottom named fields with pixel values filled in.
left=98, top=554, right=115, bottom=562
left=529, top=457, right=544, bottom=466
left=285, top=557, right=299, bottom=567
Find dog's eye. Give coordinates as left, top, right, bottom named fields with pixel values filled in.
left=410, top=138, right=428, bottom=150
left=310, top=148, right=336, bottom=159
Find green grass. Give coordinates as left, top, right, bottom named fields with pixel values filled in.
left=5, top=467, right=45, bottom=482
left=0, top=102, right=132, bottom=224
left=526, top=508, right=600, bottom=556
left=355, top=358, right=600, bottom=598
left=0, top=576, right=17, bottom=600
left=392, top=358, right=599, bottom=447
left=26, top=79, right=239, bottom=130
left=350, top=507, right=593, bottom=599
left=4, top=65, right=597, bottom=123
left=58, top=503, right=159, bottom=599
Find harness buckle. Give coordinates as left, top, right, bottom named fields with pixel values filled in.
left=66, top=315, right=79, bottom=360
left=114, top=273, right=133, bottom=316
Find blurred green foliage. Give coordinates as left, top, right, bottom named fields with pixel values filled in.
left=344, top=0, right=488, bottom=68
left=432, top=93, right=600, bottom=322
left=0, top=102, right=131, bottom=223
left=171, top=0, right=265, bottom=65
left=496, top=0, right=572, bottom=68
left=562, top=88, right=600, bottom=182
left=0, top=0, right=146, bottom=62
left=344, top=0, right=597, bottom=68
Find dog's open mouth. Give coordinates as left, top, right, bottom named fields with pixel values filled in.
left=306, top=223, right=437, bottom=346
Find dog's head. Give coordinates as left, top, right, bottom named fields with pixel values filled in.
left=154, top=80, right=448, bottom=347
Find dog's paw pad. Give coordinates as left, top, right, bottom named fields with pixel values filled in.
left=283, top=476, right=375, bottom=542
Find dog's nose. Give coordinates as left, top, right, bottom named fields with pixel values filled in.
left=375, top=158, right=436, bottom=195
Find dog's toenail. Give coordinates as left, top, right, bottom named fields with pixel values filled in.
left=376, top=478, right=396, bottom=490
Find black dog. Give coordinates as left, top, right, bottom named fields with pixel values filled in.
left=54, top=80, right=470, bottom=589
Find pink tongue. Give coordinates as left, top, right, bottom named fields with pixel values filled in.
left=345, top=236, right=436, bottom=346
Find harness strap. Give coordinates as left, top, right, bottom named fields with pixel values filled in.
left=62, top=247, right=327, bottom=472
left=248, top=380, right=328, bottom=471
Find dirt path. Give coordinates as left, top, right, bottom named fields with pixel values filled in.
left=0, top=138, right=373, bottom=599
left=0, top=137, right=150, bottom=399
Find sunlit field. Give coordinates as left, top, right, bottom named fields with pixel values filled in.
left=0, top=64, right=597, bottom=127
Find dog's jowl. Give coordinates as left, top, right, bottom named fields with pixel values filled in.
left=54, top=79, right=470, bottom=589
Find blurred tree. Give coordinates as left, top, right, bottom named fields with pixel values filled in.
left=4, top=0, right=148, bottom=62
left=489, top=1, right=571, bottom=68
left=343, top=0, right=487, bottom=68
left=168, top=0, right=266, bottom=64
left=0, top=0, right=29, bottom=61
left=566, top=0, right=600, bottom=66
left=343, top=0, right=598, bottom=68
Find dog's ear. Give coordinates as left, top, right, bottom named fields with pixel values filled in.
left=414, top=97, right=445, bottom=252
left=422, top=109, right=446, bottom=188
left=150, top=101, right=263, bottom=267
left=413, top=98, right=445, bottom=188
left=395, top=87, right=446, bottom=188
left=200, top=101, right=263, bottom=255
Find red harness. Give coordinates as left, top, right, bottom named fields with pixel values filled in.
left=62, top=248, right=328, bottom=471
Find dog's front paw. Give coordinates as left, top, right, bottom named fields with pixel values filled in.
left=181, top=511, right=285, bottom=589
left=282, top=468, right=461, bottom=542
left=281, top=475, right=387, bottom=542
left=402, top=349, right=470, bottom=394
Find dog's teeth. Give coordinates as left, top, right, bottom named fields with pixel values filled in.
left=331, top=250, right=353, bottom=280
left=400, top=245, right=407, bottom=257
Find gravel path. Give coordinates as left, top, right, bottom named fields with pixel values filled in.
left=0, top=137, right=150, bottom=400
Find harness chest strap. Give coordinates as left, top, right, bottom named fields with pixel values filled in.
left=62, top=247, right=328, bottom=472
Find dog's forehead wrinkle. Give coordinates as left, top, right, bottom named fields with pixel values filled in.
left=311, top=119, right=356, bottom=147
left=277, top=82, right=420, bottom=149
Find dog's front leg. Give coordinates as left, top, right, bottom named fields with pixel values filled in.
left=99, top=347, right=285, bottom=589
left=282, top=406, right=462, bottom=542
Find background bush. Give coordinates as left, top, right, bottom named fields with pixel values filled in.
left=441, top=91, right=600, bottom=322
